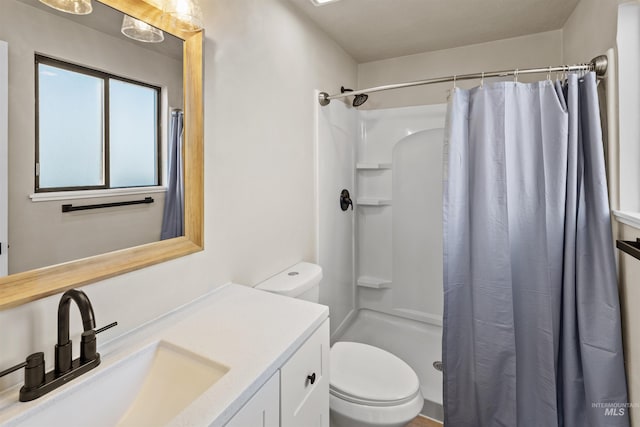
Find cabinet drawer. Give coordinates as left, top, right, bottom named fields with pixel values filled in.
left=280, top=319, right=329, bottom=427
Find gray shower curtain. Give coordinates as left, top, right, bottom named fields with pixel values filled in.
left=160, top=110, right=184, bottom=240
left=443, top=73, right=629, bottom=427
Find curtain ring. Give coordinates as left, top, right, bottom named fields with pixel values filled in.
left=480, top=72, right=485, bottom=88
left=547, top=66, right=552, bottom=81
left=514, top=69, right=519, bottom=83
left=453, top=75, right=457, bottom=89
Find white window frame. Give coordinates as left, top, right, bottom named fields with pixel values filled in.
left=612, top=2, right=640, bottom=229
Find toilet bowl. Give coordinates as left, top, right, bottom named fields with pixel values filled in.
left=330, top=342, right=423, bottom=427
left=255, top=262, right=424, bottom=427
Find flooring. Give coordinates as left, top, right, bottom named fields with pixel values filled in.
left=407, top=415, right=443, bottom=427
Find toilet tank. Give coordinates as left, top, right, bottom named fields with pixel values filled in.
left=255, top=262, right=323, bottom=303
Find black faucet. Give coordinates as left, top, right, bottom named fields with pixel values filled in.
left=0, top=289, right=117, bottom=402
left=56, top=289, right=96, bottom=374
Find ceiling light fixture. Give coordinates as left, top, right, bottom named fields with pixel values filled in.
left=39, top=0, right=92, bottom=15
left=310, top=0, right=341, bottom=6
left=162, top=0, right=203, bottom=32
left=121, top=15, right=165, bottom=43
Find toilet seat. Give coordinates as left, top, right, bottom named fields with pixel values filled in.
left=330, top=342, right=421, bottom=407
left=330, top=387, right=421, bottom=407
left=330, top=391, right=424, bottom=427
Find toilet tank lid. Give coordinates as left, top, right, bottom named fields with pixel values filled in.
left=255, top=262, right=323, bottom=297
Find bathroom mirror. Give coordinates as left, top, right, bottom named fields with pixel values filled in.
left=0, top=0, right=204, bottom=309
left=6, top=0, right=184, bottom=276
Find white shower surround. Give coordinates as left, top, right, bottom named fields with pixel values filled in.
left=316, top=101, right=447, bottom=415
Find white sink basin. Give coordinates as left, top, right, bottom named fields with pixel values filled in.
left=8, top=341, right=229, bottom=427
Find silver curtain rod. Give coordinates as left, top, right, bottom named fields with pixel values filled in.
left=318, top=55, right=608, bottom=106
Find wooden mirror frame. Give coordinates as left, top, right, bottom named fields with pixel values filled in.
left=0, top=0, right=204, bottom=310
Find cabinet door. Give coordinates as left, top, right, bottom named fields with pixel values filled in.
left=280, top=319, right=330, bottom=427
left=225, top=371, right=280, bottom=427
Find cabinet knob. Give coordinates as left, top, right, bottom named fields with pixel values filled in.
left=306, top=373, right=316, bottom=385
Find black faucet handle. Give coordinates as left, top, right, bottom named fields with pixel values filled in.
left=0, top=353, right=45, bottom=390
left=81, top=322, right=117, bottom=363
left=95, top=321, right=118, bottom=335
left=80, top=331, right=97, bottom=363
left=24, top=353, right=45, bottom=390
left=0, top=360, right=27, bottom=379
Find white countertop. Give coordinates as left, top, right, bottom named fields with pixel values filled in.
left=0, top=283, right=329, bottom=427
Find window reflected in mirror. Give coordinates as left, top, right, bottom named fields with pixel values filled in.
left=109, top=79, right=160, bottom=188
left=36, top=56, right=161, bottom=191
left=37, top=60, right=105, bottom=189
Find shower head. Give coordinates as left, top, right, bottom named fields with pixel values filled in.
left=353, top=93, right=368, bottom=107
left=341, top=86, right=369, bottom=108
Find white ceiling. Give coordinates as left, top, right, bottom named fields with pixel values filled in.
left=287, top=0, right=580, bottom=63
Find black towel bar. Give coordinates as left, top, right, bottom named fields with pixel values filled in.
left=616, top=238, right=640, bottom=261
left=61, top=197, right=154, bottom=213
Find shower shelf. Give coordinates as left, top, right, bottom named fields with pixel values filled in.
left=356, top=198, right=392, bottom=206
left=357, top=276, right=392, bottom=289
left=356, top=162, right=392, bottom=170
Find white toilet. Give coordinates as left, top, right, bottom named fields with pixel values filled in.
left=255, top=262, right=424, bottom=427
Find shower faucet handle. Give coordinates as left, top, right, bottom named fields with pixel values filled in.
left=340, top=189, right=353, bottom=211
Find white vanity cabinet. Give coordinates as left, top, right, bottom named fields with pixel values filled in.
left=225, top=372, right=280, bottom=427
left=280, top=319, right=329, bottom=427
left=0, top=285, right=330, bottom=427
left=224, top=319, right=329, bottom=427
